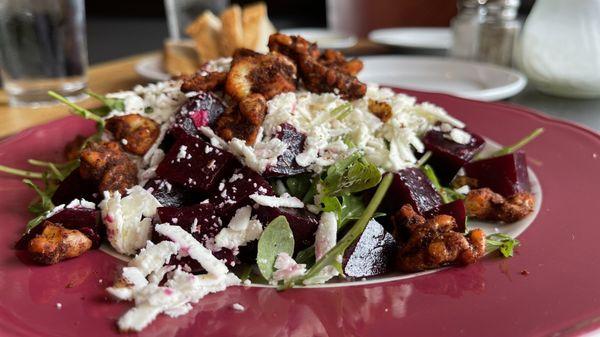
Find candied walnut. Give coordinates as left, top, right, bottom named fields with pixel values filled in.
left=319, top=49, right=363, bottom=76
left=64, top=135, right=87, bottom=161
left=297, top=53, right=367, bottom=100
left=180, top=71, right=227, bottom=93
left=27, top=221, right=92, bottom=265
left=80, top=141, right=138, bottom=193
left=225, top=49, right=297, bottom=101
left=105, top=114, right=160, bottom=155
left=215, top=93, right=266, bottom=145
left=368, top=99, right=393, bottom=122
left=465, top=188, right=535, bottom=223
left=395, top=204, right=486, bottom=273
left=268, top=33, right=320, bottom=61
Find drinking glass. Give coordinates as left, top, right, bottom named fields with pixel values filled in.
left=0, top=0, right=88, bottom=107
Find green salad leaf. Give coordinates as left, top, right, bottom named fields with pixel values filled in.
left=256, top=216, right=295, bottom=281
left=486, top=233, right=520, bottom=257
left=86, top=90, right=126, bottom=114
left=421, top=164, right=464, bottom=204
left=285, top=174, right=313, bottom=199
left=322, top=152, right=381, bottom=196
left=489, top=128, right=543, bottom=158
left=294, top=173, right=393, bottom=285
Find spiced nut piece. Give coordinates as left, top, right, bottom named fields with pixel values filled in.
left=215, top=93, right=267, bottom=145
left=27, top=222, right=93, bottom=265
left=464, top=188, right=535, bottom=223
left=180, top=71, right=228, bottom=93
left=79, top=141, right=138, bottom=193
left=105, top=114, right=160, bottom=155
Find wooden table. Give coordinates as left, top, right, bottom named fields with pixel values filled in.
left=0, top=53, right=157, bottom=139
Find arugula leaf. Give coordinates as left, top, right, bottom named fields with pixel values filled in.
left=421, top=164, right=464, bottom=203
left=285, top=174, right=313, bottom=199
left=301, top=175, right=321, bottom=204
left=86, top=90, right=125, bottom=112
left=256, top=216, right=295, bottom=281
left=486, top=233, right=520, bottom=257
left=489, top=128, right=543, bottom=158
left=322, top=152, right=381, bottom=196
left=295, top=245, right=316, bottom=266
left=0, top=165, right=43, bottom=179
left=416, top=151, right=432, bottom=167
left=295, top=173, right=393, bottom=285
left=339, top=195, right=366, bottom=229
left=48, top=91, right=106, bottom=127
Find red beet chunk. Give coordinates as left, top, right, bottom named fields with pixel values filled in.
left=144, top=178, right=189, bottom=207
left=343, top=219, right=396, bottom=278
left=422, top=128, right=485, bottom=184
left=263, top=123, right=308, bottom=178
left=463, top=151, right=531, bottom=197
left=156, top=133, right=236, bottom=193
left=380, top=169, right=443, bottom=215
left=209, top=167, right=274, bottom=218
left=16, top=207, right=101, bottom=249
left=255, top=206, right=319, bottom=251
left=154, top=203, right=237, bottom=272
left=169, top=92, right=226, bottom=140
left=423, top=200, right=467, bottom=233
left=51, top=170, right=99, bottom=205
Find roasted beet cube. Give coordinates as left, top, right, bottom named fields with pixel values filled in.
left=379, top=169, right=443, bottom=215
left=422, top=128, right=485, bottom=185
left=463, top=151, right=531, bottom=197
left=169, top=92, right=226, bottom=140
left=156, top=133, right=236, bottom=193
left=423, top=200, right=467, bottom=233
left=263, top=123, right=308, bottom=178
left=255, top=206, right=319, bottom=251
left=144, top=178, right=189, bottom=207
left=16, top=207, right=101, bottom=249
left=209, top=167, right=274, bottom=218
left=51, top=170, right=99, bottom=205
left=343, top=219, right=396, bottom=278
left=154, top=203, right=237, bottom=272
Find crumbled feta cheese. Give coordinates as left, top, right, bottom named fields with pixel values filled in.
left=272, top=252, right=306, bottom=283
left=232, top=303, right=245, bottom=312
left=315, top=212, right=337, bottom=260
left=99, top=186, right=162, bottom=255
left=66, top=198, right=96, bottom=209
left=447, top=128, right=472, bottom=145
left=154, top=223, right=228, bottom=276
left=455, top=185, right=471, bottom=195
left=176, top=145, right=188, bottom=161
left=56, top=303, right=62, bottom=309
left=215, top=206, right=263, bottom=250
left=249, top=193, right=304, bottom=208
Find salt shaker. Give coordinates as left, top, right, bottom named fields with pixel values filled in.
left=450, top=0, right=487, bottom=60
left=477, top=0, right=521, bottom=67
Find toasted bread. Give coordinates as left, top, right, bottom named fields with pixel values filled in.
left=242, top=2, right=275, bottom=53
left=186, top=10, right=222, bottom=62
left=163, top=39, right=200, bottom=76
left=219, top=5, right=244, bottom=57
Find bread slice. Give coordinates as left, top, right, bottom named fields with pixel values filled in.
left=186, top=10, right=222, bottom=63
left=163, top=39, right=200, bottom=76
left=242, top=2, right=271, bottom=53
left=219, top=5, right=244, bottom=57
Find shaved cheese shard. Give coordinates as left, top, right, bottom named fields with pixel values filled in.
left=215, top=206, right=263, bottom=250
left=154, top=223, right=228, bottom=276
left=121, top=267, right=149, bottom=290
left=315, top=212, right=337, bottom=260
left=272, top=252, right=306, bottom=283
left=129, top=240, right=179, bottom=275
left=99, top=186, right=162, bottom=255
left=249, top=193, right=304, bottom=208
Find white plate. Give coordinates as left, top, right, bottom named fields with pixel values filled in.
left=135, top=54, right=171, bottom=82
left=359, top=56, right=527, bottom=101
left=368, top=27, right=452, bottom=50
left=279, top=28, right=357, bottom=49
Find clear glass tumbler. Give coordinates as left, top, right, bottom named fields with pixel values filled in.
left=0, top=0, right=88, bottom=107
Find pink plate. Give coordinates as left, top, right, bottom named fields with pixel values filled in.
left=1, top=88, right=599, bottom=337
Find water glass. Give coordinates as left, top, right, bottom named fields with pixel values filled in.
left=0, top=0, right=88, bottom=107
left=164, top=0, right=229, bottom=40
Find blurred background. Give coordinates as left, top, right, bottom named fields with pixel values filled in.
left=86, top=0, right=535, bottom=63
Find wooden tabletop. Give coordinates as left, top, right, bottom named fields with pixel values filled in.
left=0, top=40, right=393, bottom=139
left=0, top=53, right=157, bottom=139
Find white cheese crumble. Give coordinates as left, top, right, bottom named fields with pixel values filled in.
left=232, top=303, right=245, bottom=312
left=66, top=198, right=96, bottom=209
left=215, top=206, right=263, bottom=250
left=99, top=186, right=162, bottom=255
left=455, top=185, right=471, bottom=195
left=272, top=252, right=306, bottom=283
left=249, top=193, right=304, bottom=208
left=447, top=128, right=472, bottom=145
left=304, top=212, right=340, bottom=285
left=154, top=223, right=228, bottom=276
